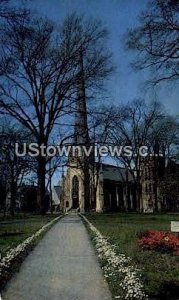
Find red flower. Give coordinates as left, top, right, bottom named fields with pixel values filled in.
left=138, top=230, right=179, bottom=254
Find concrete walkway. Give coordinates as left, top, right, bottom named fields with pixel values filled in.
left=2, top=213, right=112, bottom=300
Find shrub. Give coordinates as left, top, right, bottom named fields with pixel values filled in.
left=138, top=231, right=179, bottom=254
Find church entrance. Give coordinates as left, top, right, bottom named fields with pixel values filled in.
left=72, top=176, right=79, bottom=209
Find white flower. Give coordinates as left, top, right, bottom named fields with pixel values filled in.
left=0, top=216, right=61, bottom=277
left=80, top=214, right=147, bottom=300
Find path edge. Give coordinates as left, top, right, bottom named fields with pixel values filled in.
left=0, top=215, right=64, bottom=291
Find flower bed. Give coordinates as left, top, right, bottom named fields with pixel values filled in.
left=80, top=214, right=147, bottom=300
left=0, top=216, right=61, bottom=290
left=138, top=230, right=179, bottom=254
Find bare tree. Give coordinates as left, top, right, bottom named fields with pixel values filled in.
left=0, top=14, right=112, bottom=213
left=88, top=106, right=116, bottom=206
left=0, top=0, right=29, bottom=21
left=105, top=99, right=164, bottom=211
left=125, top=0, right=179, bottom=85
left=0, top=121, right=32, bottom=215
left=103, top=98, right=179, bottom=211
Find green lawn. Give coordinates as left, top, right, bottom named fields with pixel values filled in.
left=0, top=214, right=58, bottom=257
left=86, top=213, right=179, bottom=299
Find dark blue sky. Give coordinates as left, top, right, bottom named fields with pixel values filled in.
left=15, top=0, right=178, bottom=184
left=24, top=0, right=179, bottom=115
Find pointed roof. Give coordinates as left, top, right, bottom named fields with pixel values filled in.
left=74, top=49, right=89, bottom=145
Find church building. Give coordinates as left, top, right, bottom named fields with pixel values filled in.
left=61, top=54, right=179, bottom=214
left=61, top=54, right=137, bottom=213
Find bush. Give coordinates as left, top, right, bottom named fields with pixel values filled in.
left=138, top=230, right=179, bottom=254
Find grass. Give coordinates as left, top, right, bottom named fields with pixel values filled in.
left=86, top=213, right=179, bottom=299
left=0, top=214, right=58, bottom=257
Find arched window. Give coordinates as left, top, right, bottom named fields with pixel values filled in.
left=72, top=176, right=79, bottom=208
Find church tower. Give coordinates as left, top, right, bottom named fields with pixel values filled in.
left=141, top=140, right=165, bottom=212
left=73, top=49, right=91, bottom=211
left=74, top=50, right=90, bottom=146
left=63, top=49, right=92, bottom=212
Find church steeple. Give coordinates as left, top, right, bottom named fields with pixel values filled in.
left=74, top=49, right=89, bottom=145
left=70, top=49, right=91, bottom=212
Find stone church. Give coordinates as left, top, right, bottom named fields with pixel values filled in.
left=60, top=55, right=137, bottom=213
left=61, top=57, right=179, bottom=214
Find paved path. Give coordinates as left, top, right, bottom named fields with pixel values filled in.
left=2, top=213, right=112, bottom=300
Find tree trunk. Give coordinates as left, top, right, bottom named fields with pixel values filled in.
left=136, top=183, right=141, bottom=212
left=136, top=170, right=142, bottom=212
left=153, top=156, right=159, bottom=212
left=10, top=180, right=17, bottom=216
left=37, top=156, right=46, bottom=215
left=49, top=172, right=53, bottom=214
